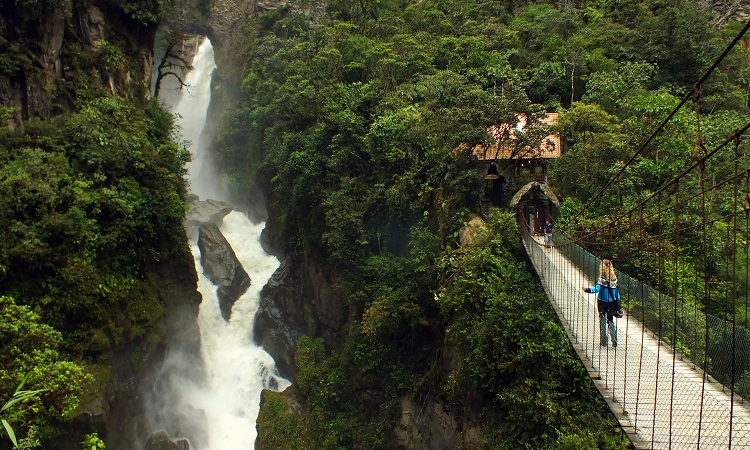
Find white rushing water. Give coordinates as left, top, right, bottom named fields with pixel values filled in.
left=165, top=37, right=289, bottom=449
left=172, top=38, right=222, bottom=200
left=189, top=213, right=289, bottom=448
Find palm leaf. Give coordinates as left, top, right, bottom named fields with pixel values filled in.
left=1, top=374, right=47, bottom=448
left=1, top=389, right=46, bottom=413
left=1, top=419, right=17, bottom=446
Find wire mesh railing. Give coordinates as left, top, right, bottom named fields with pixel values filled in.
left=551, top=229, right=750, bottom=402
left=513, top=20, right=750, bottom=448
left=523, top=225, right=750, bottom=449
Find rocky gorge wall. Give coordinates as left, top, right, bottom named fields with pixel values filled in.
left=0, top=2, right=206, bottom=448
left=0, top=0, right=156, bottom=129
left=100, top=255, right=202, bottom=450
left=694, top=0, right=750, bottom=25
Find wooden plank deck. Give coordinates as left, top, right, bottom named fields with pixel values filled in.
left=524, top=234, right=750, bottom=449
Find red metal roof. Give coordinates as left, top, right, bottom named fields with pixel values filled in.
left=473, top=113, right=561, bottom=160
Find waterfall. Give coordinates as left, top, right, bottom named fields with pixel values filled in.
left=156, top=37, right=289, bottom=449
left=171, top=38, right=223, bottom=201
left=189, top=212, right=289, bottom=448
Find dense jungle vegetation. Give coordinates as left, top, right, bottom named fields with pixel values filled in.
left=221, top=0, right=746, bottom=448
left=0, top=1, right=191, bottom=446
left=0, top=95, right=191, bottom=447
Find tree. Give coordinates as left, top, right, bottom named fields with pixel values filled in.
left=551, top=103, right=627, bottom=202
left=153, top=29, right=194, bottom=98
left=555, top=102, right=620, bottom=144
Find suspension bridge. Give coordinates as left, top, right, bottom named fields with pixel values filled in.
left=518, top=20, right=750, bottom=449
left=525, top=230, right=750, bottom=449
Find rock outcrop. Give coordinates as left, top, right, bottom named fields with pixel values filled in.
left=144, top=430, right=190, bottom=450
left=392, top=396, right=482, bottom=450
left=254, top=250, right=344, bottom=381
left=197, top=222, right=251, bottom=321
left=692, top=0, right=750, bottom=25
left=254, top=259, right=305, bottom=380
left=101, top=249, right=203, bottom=450
left=0, top=0, right=155, bottom=129
left=458, top=216, right=487, bottom=248
left=186, top=196, right=233, bottom=240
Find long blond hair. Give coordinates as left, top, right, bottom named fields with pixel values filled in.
left=600, top=259, right=616, bottom=282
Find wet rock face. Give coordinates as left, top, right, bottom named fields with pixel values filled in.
left=186, top=197, right=233, bottom=240
left=254, top=250, right=344, bottom=381
left=95, top=254, right=203, bottom=450
left=197, top=222, right=251, bottom=321
left=254, top=258, right=305, bottom=380
left=144, top=430, right=191, bottom=450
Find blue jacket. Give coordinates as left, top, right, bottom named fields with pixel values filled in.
left=586, top=278, right=620, bottom=302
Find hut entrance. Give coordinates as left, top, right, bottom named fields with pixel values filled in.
left=525, top=201, right=546, bottom=235
left=510, top=181, right=558, bottom=235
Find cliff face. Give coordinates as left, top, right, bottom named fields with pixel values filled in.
left=254, top=247, right=345, bottom=381
left=102, top=255, right=202, bottom=450
left=0, top=0, right=156, bottom=129
left=0, top=2, right=205, bottom=448
left=692, top=0, right=750, bottom=25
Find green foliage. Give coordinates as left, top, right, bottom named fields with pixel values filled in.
left=632, top=3, right=724, bottom=86
left=0, top=36, right=31, bottom=77
left=0, top=95, right=189, bottom=342
left=255, top=391, right=303, bottom=450
left=121, top=0, right=163, bottom=25
left=0, top=103, right=190, bottom=450
left=80, top=433, right=105, bottom=450
left=434, top=212, right=625, bottom=448
left=97, top=41, right=125, bottom=72
left=0, top=4, right=194, bottom=447
left=215, top=0, right=747, bottom=448
left=0, top=297, right=87, bottom=448
left=295, top=336, right=357, bottom=448
left=551, top=103, right=629, bottom=203
left=556, top=197, right=585, bottom=228
left=1, top=375, right=46, bottom=448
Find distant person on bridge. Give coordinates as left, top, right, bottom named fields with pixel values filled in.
left=582, top=259, right=623, bottom=348
left=543, top=220, right=553, bottom=248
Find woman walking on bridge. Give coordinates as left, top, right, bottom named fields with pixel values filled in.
left=582, top=259, right=623, bottom=348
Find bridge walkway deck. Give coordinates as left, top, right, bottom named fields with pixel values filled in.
left=525, top=234, right=750, bottom=449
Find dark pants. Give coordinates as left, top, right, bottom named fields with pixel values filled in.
left=598, top=300, right=618, bottom=346
left=598, top=300, right=617, bottom=322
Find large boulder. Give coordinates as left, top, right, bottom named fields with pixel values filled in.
left=197, top=223, right=250, bottom=321
left=186, top=197, right=233, bottom=240
left=144, top=430, right=190, bottom=450
left=458, top=216, right=487, bottom=247
left=254, top=259, right=305, bottom=380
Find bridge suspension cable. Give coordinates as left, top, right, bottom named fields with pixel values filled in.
left=528, top=17, right=750, bottom=449
left=563, top=19, right=750, bottom=227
